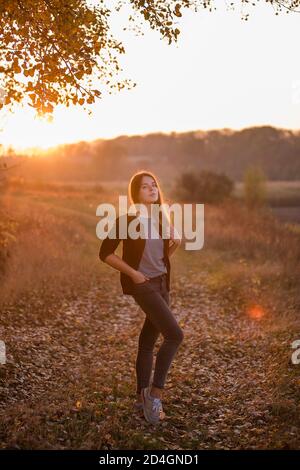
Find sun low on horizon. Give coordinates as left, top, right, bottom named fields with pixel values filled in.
left=0, top=104, right=127, bottom=153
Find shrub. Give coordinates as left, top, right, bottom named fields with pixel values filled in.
left=243, top=164, right=267, bottom=209
left=0, top=209, right=18, bottom=279
left=173, top=170, right=234, bottom=204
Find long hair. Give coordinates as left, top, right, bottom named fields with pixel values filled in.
left=128, top=170, right=171, bottom=232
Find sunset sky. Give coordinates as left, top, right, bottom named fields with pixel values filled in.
left=1, top=1, right=300, bottom=151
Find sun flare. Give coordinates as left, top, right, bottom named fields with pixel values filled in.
left=0, top=106, right=86, bottom=152
left=247, top=304, right=265, bottom=320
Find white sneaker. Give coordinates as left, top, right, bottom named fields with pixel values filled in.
left=141, top=386, right=165, bottom=424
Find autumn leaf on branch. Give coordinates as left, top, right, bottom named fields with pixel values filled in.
left=0, top=0, right=134, bottom=117
left=0, top=0, right=299, bottom=118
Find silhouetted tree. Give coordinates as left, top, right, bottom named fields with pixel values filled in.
left=243, top=164, right=267, bottom=209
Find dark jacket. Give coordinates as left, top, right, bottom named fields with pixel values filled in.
left=99, top=214, right=171, bottom=295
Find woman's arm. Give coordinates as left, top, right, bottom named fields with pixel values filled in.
left=103, top=253, right=149, bottom=284
left=99, top=215, right=149, bottom=284
left=168, top=225, right=182, bottom=258
left=169, top=239, right=181, bottom=257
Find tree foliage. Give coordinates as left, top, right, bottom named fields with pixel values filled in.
left=0, top=0, right=299, bottom=117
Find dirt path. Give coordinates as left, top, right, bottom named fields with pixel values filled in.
left=0, top=270, right=298, bottom=449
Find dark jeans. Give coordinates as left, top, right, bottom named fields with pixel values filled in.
left=131, top=273, right=184, bottom=394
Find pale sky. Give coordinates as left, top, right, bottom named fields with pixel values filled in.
left=1, top=1, right=300, bottom=151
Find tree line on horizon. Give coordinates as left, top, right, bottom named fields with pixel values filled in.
left=1, top=125, right=300, bottom=183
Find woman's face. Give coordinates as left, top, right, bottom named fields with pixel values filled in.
left=138, top=175, right=159, bottom=205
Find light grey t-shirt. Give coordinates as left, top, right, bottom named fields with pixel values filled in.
left=137, top=217, right=167, bottom=278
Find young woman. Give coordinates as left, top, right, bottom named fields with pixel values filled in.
left=99, top=170, right=184, bottom=424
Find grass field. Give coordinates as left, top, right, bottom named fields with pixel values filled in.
left=0, top=183, right=300, bottom=449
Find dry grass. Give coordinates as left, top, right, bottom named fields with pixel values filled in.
left=0, top=193, right=97, bottom=305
